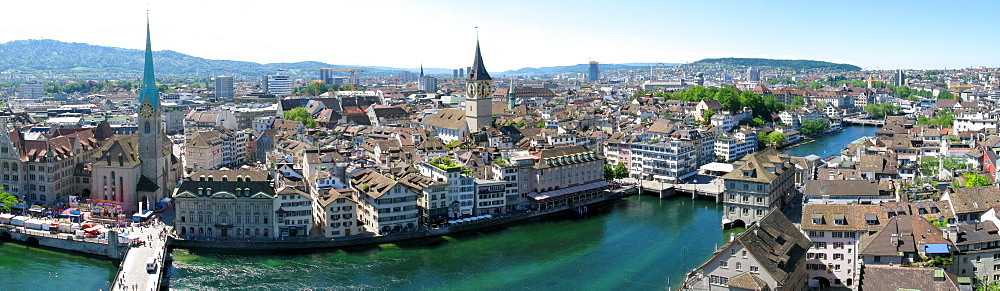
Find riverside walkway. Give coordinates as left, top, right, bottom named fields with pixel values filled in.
left=111, top=224, right=169, bottom=291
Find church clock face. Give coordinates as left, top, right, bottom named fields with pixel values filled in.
left=479, top=82, right=493, bottom=97
left=139, top=103, right=154, bottom=118
left=467, top=83, right=476, bottom=97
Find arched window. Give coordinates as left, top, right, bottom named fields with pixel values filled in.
left=222, top=175, right=228, bottom=182
left=11, top=164, right=16, bottom=171
left=144, top=121, right=151, bottom=134
left=2, top=162, right=8, bottom=171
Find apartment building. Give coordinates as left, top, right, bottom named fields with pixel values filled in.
left=721, top=148, right=796, bottom=228
left=173, top=169, right=276, bottom=239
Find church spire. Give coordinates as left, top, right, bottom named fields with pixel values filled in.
left=468, top=40, right=491, bottom=81
left=420, top=63, right=424, bottom=77
left=508, top=80, right=516, bottom=110
left=139, top=15, right=159, bottom=109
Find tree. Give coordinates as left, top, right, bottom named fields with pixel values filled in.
left=0, top=187, right=16, bottom=212
left=864, top=102, right=900, bottom=119
left=604, top=164, right=615, bottom=181
left=613, top=162, right=629, bottom=179
left=282, top=107, right=318, bottom=128
left=799, top=119, right=830, bottom=135
left=938, top=91, right=955, bottom=100
left=961, top=172, right=992, bottom=188
left=762, top=131, right=786, bottom=148
left=702, top=109, right=716, bottom=123
left=790, top=96, right=805, bottom=108
left=305, top=81, right=334, bottom=96
left=808, top=81, right=824, bottom=90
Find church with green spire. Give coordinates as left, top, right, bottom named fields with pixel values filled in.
left=89, top=17, right=181, bottom=214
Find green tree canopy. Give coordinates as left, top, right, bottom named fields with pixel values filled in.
left=282, top=107, right=318, bottom=128
left=0, top=187, right=16, bottom=212
left=961, top=172, right=992, bottom=188
left=758, top=131, right=786, bottom=148
left=864, top=102, right=900, bottom=119
left=790, top=96, right=805, bottom=108
left=937, top=91, right=955, bottom=100
left=799, top=119, right=830, bottom=135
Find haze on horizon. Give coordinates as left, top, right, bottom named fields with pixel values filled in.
left=1, top=0, right=997, bottom=72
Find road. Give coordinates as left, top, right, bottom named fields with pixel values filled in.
left=112, top=223, right=168, bottom=291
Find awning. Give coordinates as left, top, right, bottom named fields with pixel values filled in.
left=924, top=243, right=950, bottom=254
left=527, top=181, right=610, bottom=201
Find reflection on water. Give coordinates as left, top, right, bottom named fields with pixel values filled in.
left=169, top=196, right=729, bottom=290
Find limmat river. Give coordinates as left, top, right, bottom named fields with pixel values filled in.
left=0, top=126, right=878, bottom=290
left=167, top=196, right=736, bottom=290
left=0, top=241, right=116, bottom=290
left=780, top=125, right=879, bottom=158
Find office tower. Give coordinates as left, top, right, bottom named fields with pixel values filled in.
left=215, top=76, right=234, bottom=100
left=588, top=61, right=600, bottom=82
left=746, top=67, right=760, bottom=82
left=262, top=69, right=292, bottom=95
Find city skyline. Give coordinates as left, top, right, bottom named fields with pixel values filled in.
left=1, top=0, right=999, bottom=72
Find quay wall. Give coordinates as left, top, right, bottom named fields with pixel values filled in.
left=172, top=188, right=637, bottom=251
left=0, top=226, right=125, bottom=259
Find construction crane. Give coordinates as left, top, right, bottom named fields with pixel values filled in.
left=307, top=68, right=366, bottom=86
left=950, top=84, right=975, bottom=98
left=865, top=75, right=890, bottom=88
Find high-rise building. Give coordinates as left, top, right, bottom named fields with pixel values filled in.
left=262, top=69, right=292, bottom=95
left=465, top=40, right=494, bottom=133
left=893, top=70, right=906, bottom=87
left=453, top=69, right=459, bottom=78
left=17, top=82, right=45, bottom=99
left=458, top=68, right=465, bottom=78
left=417, top=64, right=437, bottom=93
left=215, top=76, right=234, bottom=100
left=746, top=67, right=761, bottom=82
left=587, top=61, right=600, bottom=82
left=319, top=69, right=335, bottom=85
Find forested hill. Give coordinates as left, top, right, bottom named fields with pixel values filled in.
left=692, top=58, right=861, bottom=71
left=0, top=39, right=392, bottom=77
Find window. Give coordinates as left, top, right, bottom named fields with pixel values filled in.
left=735, top=262, right=742, bottom=271
left=834, top=253, right=844, bottom=260
left=834, top=242, right=844, bottom=249
left=731, top=249, right=737, bottom=256
left=719, top=260, right=728, bottom=268
left=808, top=231, right=824, bottom=237
left=873, top=256, right=881, bottom=262
left=709, top=275, right=729, bottom=286
left=749, top=265, right=759, bottom=273
left=832, top=231, right=843, bottom=238
left=813, top=242, right=827, bottom=249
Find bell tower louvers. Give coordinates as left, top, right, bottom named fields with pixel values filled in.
left=137, top=18, right=167, bottom=202
left=465, top=40, right=494, bottom=133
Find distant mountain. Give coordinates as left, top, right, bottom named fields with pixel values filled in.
left=692, top=58, right=861, bottom=71
left=0, top=39, right=401, bottom=78
left=0, top=39, right=684, bottom=79
left=496, top=63, right=674, bottom=77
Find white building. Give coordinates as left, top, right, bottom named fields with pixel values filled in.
left=351, top=169, right=420, bottom=233
left=274, top=186, right=313, bottom=237
left=263, top=69, right=293, bottom=95
left=418, top=160, right=476, bottom=217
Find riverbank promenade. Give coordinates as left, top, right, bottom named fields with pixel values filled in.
left=112, top=224, right=168, bottom=291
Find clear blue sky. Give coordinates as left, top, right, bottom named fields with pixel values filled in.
left=1, top=0, right=997, bottom=71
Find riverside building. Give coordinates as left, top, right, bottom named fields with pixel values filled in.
left=173, top=169, right=276, bottom=238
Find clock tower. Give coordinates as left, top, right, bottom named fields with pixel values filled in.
left=465, top=40, right=493, bottom=133
left=137, top=18, right=169, bottom=205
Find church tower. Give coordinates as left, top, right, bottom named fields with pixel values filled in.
left=465, top=40, right=493, bottom=133
left=137, top=17, right=169, bottom=204
left=507, top=80, right=516, bottom=110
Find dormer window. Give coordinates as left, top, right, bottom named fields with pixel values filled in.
left=742, top=170, right=752, bottom=178
left=865, top=214, right=879, bottom=225
left=222, top=176, right=228, bottom=182
left=208, top=175, right=214, bottom=181
left=200, top=175, right=205, bottom=181
left=812, top=213, right=825, bottom=225
left=834, top=214, right=847, bottom=225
